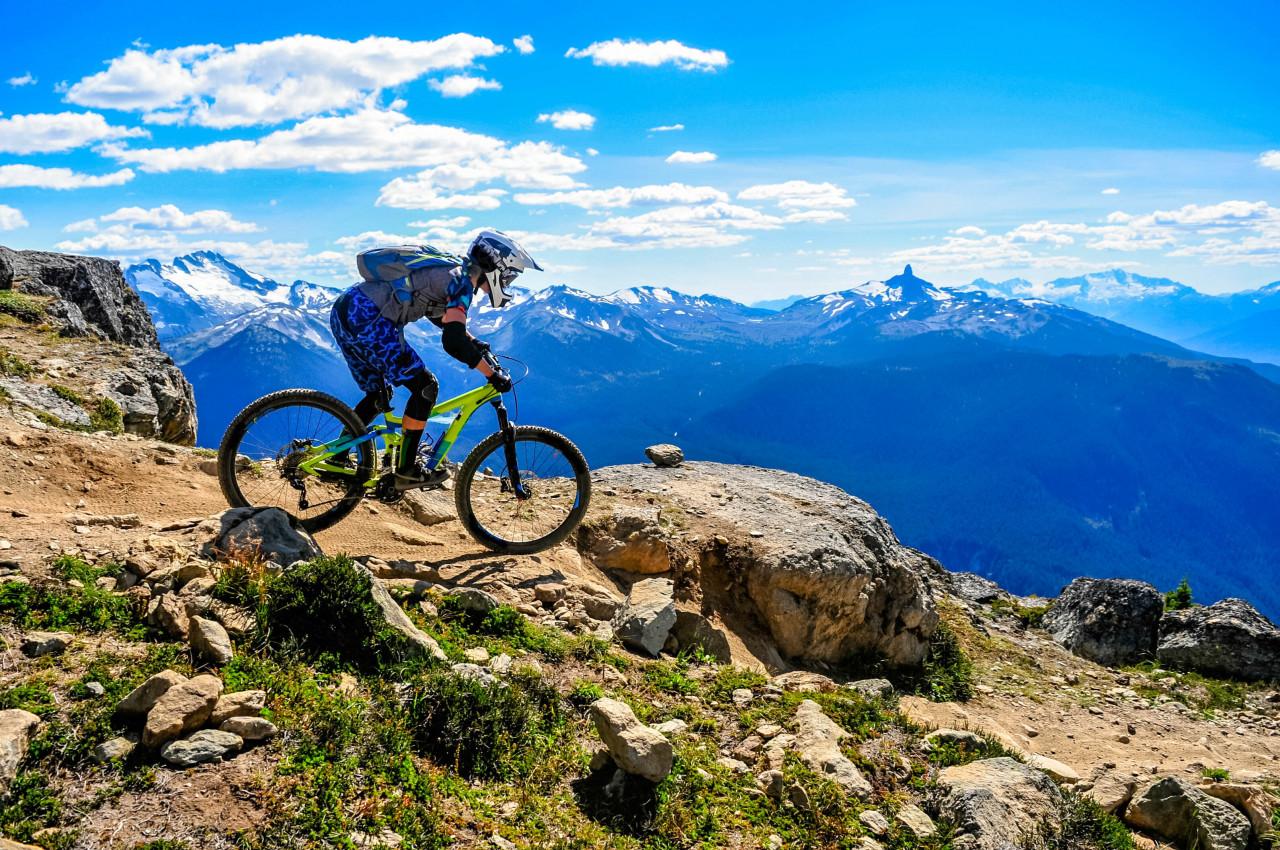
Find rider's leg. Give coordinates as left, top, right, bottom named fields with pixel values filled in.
left=353, top=385, right=392, bottom=426
left=395, top=370, right=442, bottom=488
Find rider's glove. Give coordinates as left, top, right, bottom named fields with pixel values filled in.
left=487, top=369, right=512, bottom=393
left=473, top=338, right=491, bottom=355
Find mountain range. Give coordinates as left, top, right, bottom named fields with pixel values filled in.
left=123, top=254, right=1280, bottom=616
left=976, top=269, right=1280, bottom=364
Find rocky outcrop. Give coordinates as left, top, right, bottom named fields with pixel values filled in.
left=578, top=505, right=674, bottom=574
left=589, top=464, right=938, bottom=665
left=935, top=757, right=1062, bottom=849
left=1124, top=776, right=1251, bottom=850
left=1157, top=598, right=1280, bottom=682
left=947, top=572, right=1010, bottom=605
left=0, top=245, right=197, bottom=444
left=1042, top=577, right=1163, bottom=667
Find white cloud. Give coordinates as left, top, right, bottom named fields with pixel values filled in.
left=649, top=124, right=684, bottom=132
left=52, top=230, right=346, bottom=275
left=537, top=110, right=596, bottom=130
left=91, top=204, right=261, bottom=234
left=0, top=111, right=148, bottom=154
left=428, top=75, right=501, bottom=98
left=1087, top=201, right=1280, bottom=252
left=0, top=164, right=135, bottom=189
left=953, top=226, right=987, bottom=237
left=738, top=180, right=855, bottom=209
left=0, top=206, right=28, bottom=230
left=407, top=216, right=471, bottom=229
left=65, top=34, right=505, bottom=128
left=666, top=150, right=717, bottom=164
left=782, top=209, right=847, bottom=224
left=1102, top=188, right=1120, bottom=194
left=565, top=39, right=728, bottom=71
left=512, top=202, right=783, bottom=252
left=7, top=73, right=36, bottom=87
left=101, top=107, right=587, bottom=193
left=513, top=35, right=535, bottom=55
left=586, top=148, right=599, bottom=156
left=375, top=183, right=506, bottom=210
left=512, top=183, right=729, bottom=209
left=1259, top=151, right=1280, bottom=170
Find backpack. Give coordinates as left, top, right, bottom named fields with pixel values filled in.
left=355, top=245, right=465, bottom=306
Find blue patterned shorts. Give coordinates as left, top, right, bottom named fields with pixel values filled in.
left=329, top=287, right=426, bottom=394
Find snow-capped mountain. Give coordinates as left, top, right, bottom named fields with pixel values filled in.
left=975, top=268, right=1280, bottom=363
left=125, top=251, right=340, bottom=339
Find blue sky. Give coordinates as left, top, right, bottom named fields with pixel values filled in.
left=1, top=0, right=1278, bottom=298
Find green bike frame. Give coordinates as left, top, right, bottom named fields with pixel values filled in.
left=296, top=382, right=502, bottom=489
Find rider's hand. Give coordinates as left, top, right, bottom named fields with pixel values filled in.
left=473, top=338, right=491, bottom=355
left=487, top=369, right=512, bottom=393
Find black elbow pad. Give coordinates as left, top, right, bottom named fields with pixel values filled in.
left=440, top=322, right=483, bottom=368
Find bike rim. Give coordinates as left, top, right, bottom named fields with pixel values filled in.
left=466, top=437, right=583, bottom=545
left=229, top=402, right=365, bottom=524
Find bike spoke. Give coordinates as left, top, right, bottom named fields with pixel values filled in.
left=465, top=436, right=582, bottom=544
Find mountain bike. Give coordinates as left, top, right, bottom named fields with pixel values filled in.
left=216, top=352, right=591, bottom=555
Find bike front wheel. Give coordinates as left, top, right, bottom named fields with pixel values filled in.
left=218, top=389, right=375, bottom=533
left=454, top=426, right=591, bottom=555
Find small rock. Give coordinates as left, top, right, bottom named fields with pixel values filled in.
left=895, top=803, right=936, bottom=839
left=591, top=698, right=673, bottom=782
left=21, top=631, right=73, bottom=657
left=652, top=719, right=688, bottom=736
left=84, top=682, right=105, bottom=698
left=858, top=809, right=890, bottom=835
left=92, top=736, right=137, bottom=764
left=219, top=716, right=278, bottom=742
left=143, top=674, right=224, bottom=749
left=846, top=678, right=894, bottom=700
left=717, top=757, right=749, bottom=774
left=1028, top=754, right=1080, bottom=784
left=644, top=444, right=684, bottom=467
left=209, top=690, right=267, bottom=725
left=788, top=783, right=810, bottom=810
left=731, top=688, right=753, bottom=709
left=456, top=587, right=500, bottom=615
left=189, top=616, right=234, bottom=666
left=0, top=709, right=42, bottom=794
left=117, top=670, right=187, bottom=715
left=464, top=647, right=491, bottom=664
left=758, top=769, right=785, bottom=798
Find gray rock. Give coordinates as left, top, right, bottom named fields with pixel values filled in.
left=367, top=571, right=447, bottom=662
left=117, top=670, right=187, bottom=715
left=583, top=595, right=620, bottom=622
left=21, top=631, right=73, bottom=657
left=1085, top=771, right=1136, bottom=814
left=455, top=587, right=500, bottom=615
left=0, top=709, right=41, bottom=795
left=578, top=505, right=674, bottom=574
left=591, top=463, right=939, bottom=665
left=92, top=736, right=137, bottom=764
left=209, top=507, right=322, bottom=566
left=671, top=610, right=732, bottom=662
left=0, top=379, right=91, bottom=427
left=160, top=729, right=244, bottom=767
left=921, top=729, right=986, bottom=753
left=84, top=682, right=105, bottom=698
left=451, top=663, right=498, bottom=687
left=399, top=489, right=456, bottom=526
left=612, top=577, right=677, bottom=656
left=846, top=678, right=893, bottom=700
left=1124, top=776, right=1250, bottom=850
left=644, top=444, right=684, bottom=467
left=143, top=674, right=223, bottom=749
left=758, top=769, right=785, bottom=798
left=896, top=803, right=936, bottom=839
left=935, top=758, right=1062, bottom=849
left=219, top=716, right=278, bottom=741
left=1042, top=577, right=1163, bottom=666
left=189, top=616, right=234, bottom=665
left=947, top=572, right=1010, bottom=604
left=792, top=699, right=872, bottom=800
left=1157, top=598, right=1280, bottom=682
left=590, top=698, right=673, bottom=782
left=178, top=575, right=217, bottom=615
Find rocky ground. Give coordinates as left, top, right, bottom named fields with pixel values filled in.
left=0, top=410, right=1276, bottom=849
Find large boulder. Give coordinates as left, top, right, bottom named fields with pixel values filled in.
left=1157, top=598, right=1280, bottom=682
left=0, top=710, right=41, bottom=795
left=611, top=577, right=677, bottom=656
left=590, top=463, right=939, bottom=665
left=935, top=757, right=1063, bottom=849
left=792, top=700, right=872, bottom=801
left=578, top=505, right=674, bottom=574
left=590, top=698, right=673, bottom=782
left=1124, top=777, right=1251, bottom=850
left=1042, top=577, right=1163, bottom=666
left=208, top=507, right=322, bottom=565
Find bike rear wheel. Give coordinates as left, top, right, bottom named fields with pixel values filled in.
left=218, top=389, right=375, bottom=533
left=454, top=425, right=591, bottom=555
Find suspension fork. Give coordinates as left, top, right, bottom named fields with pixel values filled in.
left=492, top=399, right=530, bottom=500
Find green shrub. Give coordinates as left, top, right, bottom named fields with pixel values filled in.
left=0, top=577, right=143, bottom=635
left=50, top=554, right=119, bottom=585
left=0, top=680, right=57, bottom=717
left=643, top=660, right=698, bottom=696
left=899, top=622, right=976, bottom=703
left=0, top=771, right=62, bottom=842
left=258, top=555, right=410, bottom=672
left=989, top=597, right=1053, bottom=628
left=1027, top=791, right=1135, bottom=849
left=0, top=290, right=44, bottom=323
left=1165, top=577, right=1194, bottom=611
left=1202, top=767, right=1230, bottom=782
left=706, top=665, right=768, bottom=702
left=89, top=396, right=123, bottom=433
left=568, top=680, right=604, bottom=706
left=0, top=347, right=34, bottom=377
left=399, top=668, right=563, bottom=780
left=49, top=384, right=85, bottom=407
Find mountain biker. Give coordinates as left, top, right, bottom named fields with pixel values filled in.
left=329, top=230, right=541, bottom=491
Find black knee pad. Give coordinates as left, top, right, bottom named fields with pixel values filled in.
left=401, top=371, right=439, bottom=421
